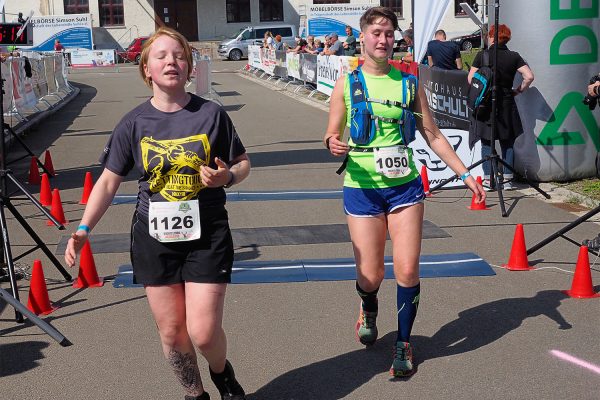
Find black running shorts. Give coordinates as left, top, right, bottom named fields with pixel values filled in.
left=130, top=205, right=234, bottom=285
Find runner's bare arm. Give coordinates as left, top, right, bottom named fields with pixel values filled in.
left=324, top=77, right=350, bottom=157
left=65, top=168, right=123, bottom=267
left=414, top=85, right=485, bottom=202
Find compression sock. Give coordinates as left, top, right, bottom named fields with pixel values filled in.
left=356, top=281, right=379, bottom=312
left=396, top=283, right=420, bottom=342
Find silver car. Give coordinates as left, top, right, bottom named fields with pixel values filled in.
left=218, top=24, right=298, bottom=61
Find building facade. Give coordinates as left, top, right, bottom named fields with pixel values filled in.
left=3, top=0, right=480, bottom=49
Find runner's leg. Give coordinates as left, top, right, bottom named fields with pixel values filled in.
left=388, top=203, right=424, bottom=376
left=146, top=284, right=205, bottom=396
left=185, top=282, right=227, bottom=373
left=348, top=214, right=387, bottom=345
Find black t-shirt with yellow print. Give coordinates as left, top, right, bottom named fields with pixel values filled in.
left=101, top=94, right=246, bottom=216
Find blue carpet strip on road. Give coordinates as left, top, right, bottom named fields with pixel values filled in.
left=55, top=221, right=449, bottom=254
left=112, top=190, right=345, bottom=205
left=112, top=253, right=494, bottom=288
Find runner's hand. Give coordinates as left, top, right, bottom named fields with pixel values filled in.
left=65, top=232, right=88, bottom=267
left=327, top=136, right=349, bottom=157
left=465, top=176, right=486, bottom=204
left=201, top=157, right=231, bottom=188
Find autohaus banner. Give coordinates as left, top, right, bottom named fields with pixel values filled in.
left=419, top=66, right=470, bottom=131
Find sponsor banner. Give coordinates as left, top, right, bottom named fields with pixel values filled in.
left=503, top=0, right=600, bottom=181
left=261, top=49, right=276, bottom=75
left=195, top=58, right=211, bottom=97
left=419, top=66, right=470, bottom=131
left=248, top=45, right=262, bottom=70
left=32, top=58, right=49, bottom=97
left=10, top=58, right=37, bottom=111
left=44, top=57, right=58, bottom=94
left=307, top=4, right=370, bottom=39
left=273, top=50, right=287, bottom=78
left=286, top=52, right=301, bottom=80
left=316, top=55, right=359, bottom=96
left=70, top=49, right=116, bottom=68
left=30, top=14, right=93, bottom=51
left=412, top=129, right=483, bottom=188
left=1, top=64, right=13, bottom=112
left=54, top=56, right=69, bottom=92
left=300, top=54, right=317, bottom=83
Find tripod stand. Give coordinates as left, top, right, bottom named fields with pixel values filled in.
left=429, top=0, right=550, bottom=217
left=0, top=62, right=71, bottom=346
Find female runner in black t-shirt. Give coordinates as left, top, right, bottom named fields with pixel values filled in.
left=65, top=27, right=250, bottom=400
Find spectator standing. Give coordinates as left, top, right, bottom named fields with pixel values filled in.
left=400, top=29, right=413, bottom=63
left=17, top=12, right=28, bottom=24
left=426, top=30, right=463, bottom=70
left=54, top=39, right=65, bottom=52
left=313, top=39, right=324, bottom=54
left=468, top=24, right=534, bottom=190
left=287, top=36, right=308, bottom=53
left=322, top=32, right=344, bottom=56
left=343, top=25, right=357, bottom=56
left=273, top=35, right=284, bottom=51
left=263, top=31, right=274, bottom=49
left=304, top=35, right=317, bottom=54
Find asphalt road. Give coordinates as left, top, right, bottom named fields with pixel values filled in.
left=1, top=60, right=599, bottom=400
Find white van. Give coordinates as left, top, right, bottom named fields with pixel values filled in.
left=218, top=24, right=298, bottom=61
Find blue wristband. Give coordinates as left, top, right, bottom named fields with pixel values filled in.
left=460, top=171, right=471, bottom=182
left=77, top=224, right=90, bottom=234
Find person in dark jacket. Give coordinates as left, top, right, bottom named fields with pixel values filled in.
left=467, top=24, right=534, bottom=190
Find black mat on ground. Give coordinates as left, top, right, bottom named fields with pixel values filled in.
left=55, top=221, right=449, bottom=254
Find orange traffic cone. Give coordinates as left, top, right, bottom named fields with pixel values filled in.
left=73, top=241, right=104, bottom=288
left=79, top=172, right=93, bottom=205
left=27, top=260, right=58, bottom=315
left=43, top=150, right=55, bottom=176
left=562, top=246, right=600, bottom=298
left=421, top=165, right=431, bottom=197
left=47, top=189, right=68, bottom=226
left=468, top=176, right=490, bottom=210
left=503, top=224, right=534, bottom=271
left=39, top=173, right=52, bottom=206
left=28, top=156, right=41, bottom=185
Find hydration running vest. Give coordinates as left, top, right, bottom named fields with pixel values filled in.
left=337, top=66, right=418, bottom=175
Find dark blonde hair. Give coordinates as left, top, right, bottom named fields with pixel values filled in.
left=139, top=26, right=194, bottom=87
left=359, top=6, right=399, bottom=31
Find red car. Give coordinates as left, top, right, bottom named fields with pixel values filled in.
left=118, top=36, right=149, bottom=64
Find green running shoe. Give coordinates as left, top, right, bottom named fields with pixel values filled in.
left=390, top=341, right=415, bottom=377
left=355, top=303, right=378, bottom=346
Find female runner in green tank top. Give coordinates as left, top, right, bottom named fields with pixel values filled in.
left=323, top=7, right=485, bottom=377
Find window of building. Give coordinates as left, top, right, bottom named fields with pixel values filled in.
left=259, top=0, right=283, bottom=22
left=226, top=0, right=251, bottom=23
left=455, top=0, right=478, bottom=16
left=313, top=0, right=350, bottom=3
left=98, top=0, right=124, bottom=26
left=64, top=0, right=89, bottom=14
left=380, top=0, right=403, bottom=18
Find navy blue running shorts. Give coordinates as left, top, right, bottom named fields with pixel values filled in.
left=130, top=205, right=234, bottom=285
left=343, top=177, right=425, bottom=217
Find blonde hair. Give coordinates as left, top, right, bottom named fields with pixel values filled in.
left=138, top=26, right=194, bottom=87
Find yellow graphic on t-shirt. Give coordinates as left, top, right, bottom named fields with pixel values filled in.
left=141, top=135, right=210, bottom=201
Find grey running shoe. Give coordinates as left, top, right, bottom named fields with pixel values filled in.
left=390, top=341, right=415, bottom=377
left=355, top=303, right=378, bottom=346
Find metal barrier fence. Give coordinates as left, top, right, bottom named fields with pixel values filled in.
left=2, top=53, right=73, bottom=123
